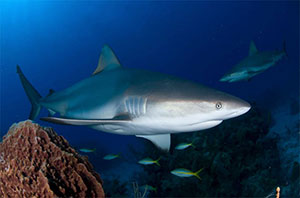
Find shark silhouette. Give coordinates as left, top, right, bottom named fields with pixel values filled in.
left=17, top=45, right=251, bottom=151
left=220, top=41, right=287, bottom=82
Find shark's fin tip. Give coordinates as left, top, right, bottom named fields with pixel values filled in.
left=136, top=134, right=171, bottom=152
left=93, top=44, right=121, bottom=75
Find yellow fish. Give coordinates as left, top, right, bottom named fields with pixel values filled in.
left=171, top=168, right=203, bottom=180
left=175, top=142, right=195, bottom=150
left=138, top=157, right=161, bottom=166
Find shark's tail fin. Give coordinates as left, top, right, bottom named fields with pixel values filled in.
left=283, top=40, right=288, bottom=57
left=17, top=65, right=42, bottom=120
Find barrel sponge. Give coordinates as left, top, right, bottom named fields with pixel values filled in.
left=0, top=120, right=104, bottom=198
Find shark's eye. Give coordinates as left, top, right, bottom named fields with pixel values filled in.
left=216, top=102, right=222, bottom=110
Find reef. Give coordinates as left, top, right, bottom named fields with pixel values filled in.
left=0, top=120, right=105, bottom=198
left=131, top=105, right=283, bottom=197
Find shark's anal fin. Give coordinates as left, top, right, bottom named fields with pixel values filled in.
left=40, top=116, right=131, bottom=125
left=249, top=41, right=258, bottom=56
left=136, top=134, right=171, bottom=152
left=93, top=45, right=121, bottom=75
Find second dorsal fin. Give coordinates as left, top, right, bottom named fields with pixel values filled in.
left=47, top=89, right=55, bottom=97
left=93, top=45, right=121, bottom=75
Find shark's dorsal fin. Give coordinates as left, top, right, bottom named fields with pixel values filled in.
left=93, top=45, right=121, bottom=75
left=248, top=41, right=258, bottom=56
left=136, top=134, right=171, bottom=152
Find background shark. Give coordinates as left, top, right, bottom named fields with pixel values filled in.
left=17, top=45, right=251, bottom=151
left=220, top=41, right=287, bottom=82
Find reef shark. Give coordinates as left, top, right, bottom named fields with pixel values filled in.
left=17, top=45, right=251, bottom=151
left=220, top=41, right=287, bottom=82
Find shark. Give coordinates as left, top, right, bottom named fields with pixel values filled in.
left=220, top=41, right=287, bottom=82
left=17, top=45, right=251, bottom=151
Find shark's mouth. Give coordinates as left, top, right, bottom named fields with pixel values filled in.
left=224, top=107, right=251, bottom=119
left=186, top=120, right=223, bottom=131
left=189, top=120, right=222, bottom=126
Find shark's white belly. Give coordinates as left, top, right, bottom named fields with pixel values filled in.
left=89, top=116, right=223, bottom=135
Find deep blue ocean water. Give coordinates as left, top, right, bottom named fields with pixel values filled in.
left=1, top=1, right=299, bottom=197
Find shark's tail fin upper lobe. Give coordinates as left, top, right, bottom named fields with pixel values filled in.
left=17, top=65, right=42, bottom=120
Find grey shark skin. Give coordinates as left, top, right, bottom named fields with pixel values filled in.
left=17, top=45, right=251, bottom=151
left=220, top=41, right=287, bottom=82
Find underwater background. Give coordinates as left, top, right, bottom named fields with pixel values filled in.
left=1, top=1, right=299, bottom=197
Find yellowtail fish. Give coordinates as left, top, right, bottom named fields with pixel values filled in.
left=103, top=154, right=120, bottom=160
left=175, top=142, right=195, bottom=150
left=140, top=185, right=157, bottom=192
left=79, top=148, right=96, bottom=153
left=138, top=157, right=161, bottom=166
left=171, top=168, right=203, bottom=180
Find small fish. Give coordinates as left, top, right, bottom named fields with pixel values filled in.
left=138, top=157, right=161, bottom=166
left=140, top=185, right=157, bottom=192
left=175, top=142, right=195, bottom=150
left=103, top=154, right=120, bottom=160
left=79, top=148, right=96, bottom=153
left=171, top=168, right=204, bottom=180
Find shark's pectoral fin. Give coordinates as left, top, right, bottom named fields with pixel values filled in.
left=136, top=134, right=171, bottom=152
left=93, top=45, right=121, bottom=75
left=40, top=116, right=131, bottom=125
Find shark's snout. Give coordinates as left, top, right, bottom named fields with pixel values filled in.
left=226, top=100, right=251, bottom=119
left=219, top=77, right=227, bottom=82
left=235, top=104, right=251, bottom=116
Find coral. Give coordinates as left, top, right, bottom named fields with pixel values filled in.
left=0, top=120, right=104, bottom=198
left=267, top=102, right=300, bottom=197
left=132, top=105, right=281, bottom=197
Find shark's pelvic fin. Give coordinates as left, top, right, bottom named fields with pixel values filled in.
left=47, top=109, right=56, bottom=116
left=93, top=45, right=121, bottom=75
left=40, top=116, right=131, bottom=125
left=249, top=41, right=258, bottom=56
left=136, top=134, right=171, bottom=152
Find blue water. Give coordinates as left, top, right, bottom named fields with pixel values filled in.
left=1, top=1, right=299, bottom=197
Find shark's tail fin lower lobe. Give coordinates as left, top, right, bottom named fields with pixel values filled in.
left=17, top=65, right=42, bottom=120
